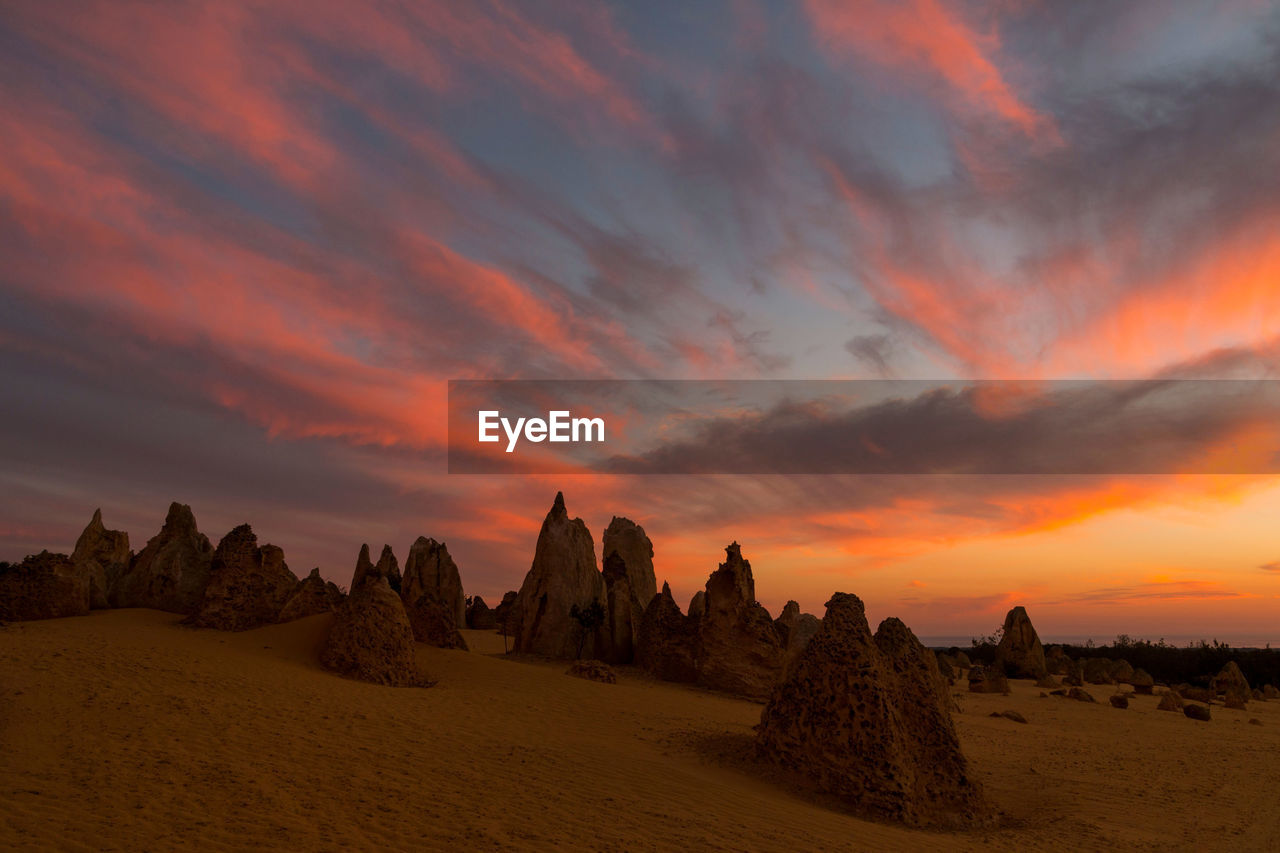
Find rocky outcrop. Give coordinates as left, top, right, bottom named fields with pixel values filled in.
left=993, top=606, right=1046, bottom=679
left=0, top=551, right=89, bottom=621
left=110, top=502, right=213, bottom=613
left=189, top=525, right=297, bottom=631
left=775, top=600, right=820, bottom=673
left=320, top=577, right=422, bottom=686
left=400, top=537, right=467, bottom=650
left=466, top=595, right=497, bottom=629
left=512, top=493, right=605, bottom=659
left=1213, top=662, right=1250, bottom=705
left=71, top=509, right=130, bottom=610
left=755, top=593, right=992, bottom=828
left=695, top=543, right=786, bottom=699
left=278, top=568, right=345, bottom=622
left=565, top=660, right=616, bottom=684
left=635, top=586, right=699, bottom=683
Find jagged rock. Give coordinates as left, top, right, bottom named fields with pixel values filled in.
left=968, top=665, right=1009, bottom=694
left=1110, top=694, right=1129, bottom=709
left=1108, top=659, right=1135, bottom=684
left=990, top=710, right=1027, bottom=724
left=400, top=537, right=467, bottom=650
left=1183, top=703, right=1211, bottom=722
left=512, top=493, right=605, bottom=659
left=1157, top=691, right=1184, bottom=712
left=466, top=595, right=497, bottom=629
left=1067, top=687, right=1096, bottom=703
left=189, top=525, right=297, bottom=631
left=993, top=606, right=1046, bottom=678
left=688, top=591, right=706, bottom=620
left=1131, top=669, right=1155, bottom=695
left=600, top=517, right=657, bottom=663
left=1083, top=657, right=1115, bottom=685
left=635, top=586, right=699, bottom=683
left=1212, top=662, right=1250, bottom=706
left=695, top=543, right=786, bottom=699
left=0, top=552, right=89, bottom=621
left=71, top=509, right=130, bottom=610
left=320, top=577, right=422, bottom=686
left=565, top=659, right=616, bottom=684
left=110, top=502, right=213, bottom=613
left=492, top=590, right=518, bottom=633
left=278, top=568, right=344, bottom=622
left=755, top=593, right=993, bottom=828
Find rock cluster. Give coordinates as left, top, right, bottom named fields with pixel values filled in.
left=755, top=593, right=992, bottom=828
left=400, top=537, right=467, bottom=649
left=993, top=606, right=1046, bottom=678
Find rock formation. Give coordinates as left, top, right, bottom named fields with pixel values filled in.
left=968, top=665, right=1009, bottom=694
left=1110, top=694, right=1129, bottom=709
left=565, top=660, right=616, bottom=684
left=1265, top=684, right=1280, bottom=700
left=1108, top=659, right=1135, bottom=684
left=512, top=493, right=606, bottom=659
left=635, top=585, right=699, bottom=683
left=695, top=543, right=786, bottom=699
left=1067, top=686, right=1096, bottom=703
left=1184, top=703, right=1211, bottom=722
left=993, top=606, right=1046, bottom=678
left=1157, top=691, right=1184, bottom=712
left=320, top=576, right=422, bottom=686
left=492, top=590, right=518, bottom=633
left=1213, top=662, right=1250, bottom=705
left=601, top=552, right=637, bottom=664
left=278, top=568, right=345, bottom=623
left=1083, top=658, right=1115, bottom=685
left=1131, top=669, right=1155, bottom=695
left=755, top=593, right=992, bottom=828
left=189, top=525, right=297, bottom=631
left=400, top=537, right=467, bottom=650
left=466, top=595, right=497, bottom=629
left=71, top=509, right=130, bottom=610
left=0, top=551, right=89, bottom=621
left=775, top=600, right=821, bottom=673
left=110, top=502, right=213, bottom=613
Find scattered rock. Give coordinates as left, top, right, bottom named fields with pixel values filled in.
left=0, top=551, right=89, bottom=621
left=993, top=606, right=1046, bottom=678
left=1067, top=687, right=1096, bottom=703
left=189, top=525, right=297, bottom=631
left=1224, top=693, right=1248, bottom=710
left=565, top=659, right=616, bottom=684
left=278, top=568, right=344, bottom=622
left=755, top=593, right=993, bottom=828
left=1109, top=694, right=1129, bottom=709
left=990, top=710, right=1027, bottom=724
left=968, top=665, right=1009, bottom=694
left=1157, top=691, right=1184, bottom=712
left=1131, top=668, right=1155, bottom=695
left=110, top=502, right=213, bottom=613
left=319, top=577, right=423, bottom=686
left=695, top=543, right=786, bottom=699
left=512, top=493, right=606, bottom=659
left=466, top=595, right=497, bottom=629
left=400, top=537, right=467, bottom=649
left=1183, top=703, right=1211, bottom=722
left=71, top=509, right=130, bottom=610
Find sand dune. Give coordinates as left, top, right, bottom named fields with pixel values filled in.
left=2, top=611, right=1278, bottom=851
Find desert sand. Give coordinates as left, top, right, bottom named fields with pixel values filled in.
left=2, top=610, right=1278, bottom=852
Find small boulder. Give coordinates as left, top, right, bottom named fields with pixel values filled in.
left=1157, top=691, right=1184, bottom=712
left=1212, top=662, right=1250, bottom=706
left=565, top=659, right=616, bottom=684
left=1083, top=658, right=1115, bottom=685
left=1067, top=687, right=1096, bottom=703
left=968, top=665, right=1009, bottom=694
left=1109, top=694, right=1129, bottom=709
left=1183, top=703, right=1211, bottom=722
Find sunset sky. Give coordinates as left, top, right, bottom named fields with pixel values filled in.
left=3, top=0, right=1280, bottom=642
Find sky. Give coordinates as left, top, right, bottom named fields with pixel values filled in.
left=3, top=0, right=1280, bottom=642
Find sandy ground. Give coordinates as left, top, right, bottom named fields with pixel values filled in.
left=2, top=611, right=1278, bottom=852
